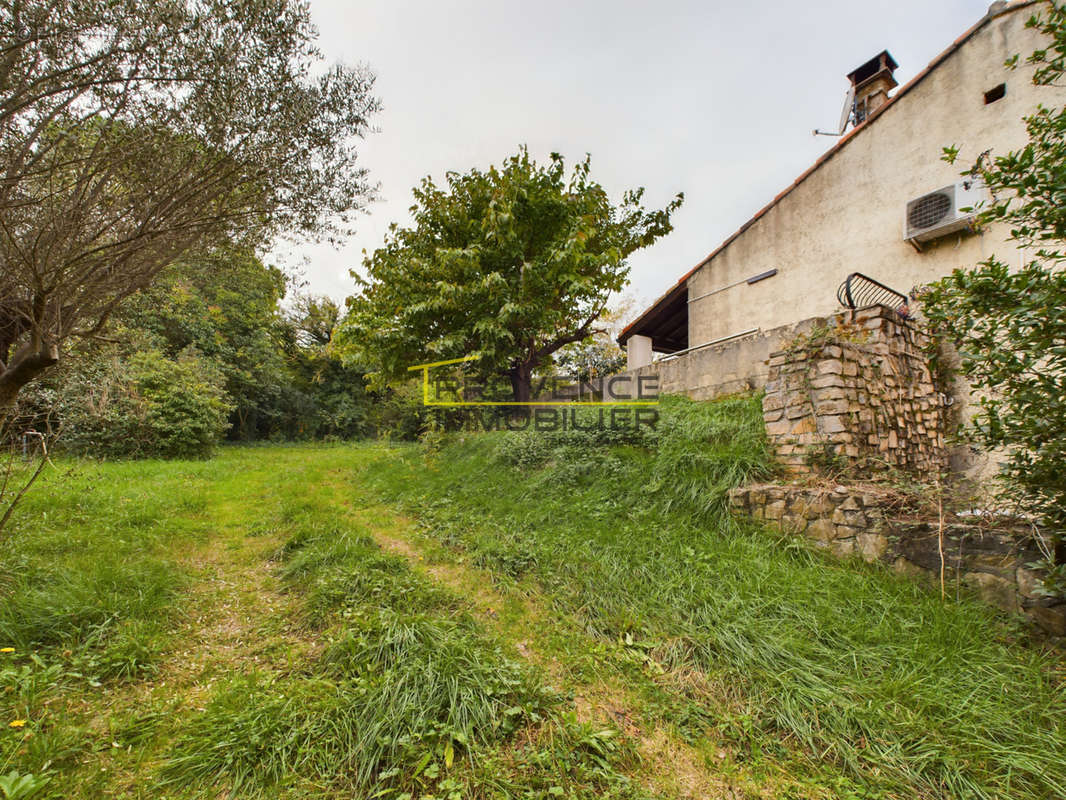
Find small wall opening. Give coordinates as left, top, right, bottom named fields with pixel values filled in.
left=984, top=83, right=1006, bottom=104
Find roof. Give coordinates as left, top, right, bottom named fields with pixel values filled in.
left=618, top=0, right=1037, bottom=346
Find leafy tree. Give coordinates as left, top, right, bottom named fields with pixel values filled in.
left=339, top=148, right=682, bottom=401
left=0, top=0, right=378, bottom=411
left=921, top=3, right=1066, bottom=593
left=119, top=247, right=289, bottom=439
left=552, top=299, right=636, bottom=383
left=277, top=294, right=374, bottom=439
left=51, top=347, right=232, bottom=459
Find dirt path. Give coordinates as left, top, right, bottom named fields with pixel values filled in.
left=72, top=498, right=320, bottom=798
left=359, top=511, right=739, bottom=799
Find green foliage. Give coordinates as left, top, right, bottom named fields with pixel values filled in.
left=0, top=771, right=50, bottom=800
left=0, top=0, right=379, bottom=411
left=56, top=349, right=232, bottom=459
left=119, top=246, right=288, bottom=440
left=494, top=395, right=771, bottom=519
left=339, top=147, right=682, bottom=400
left=13, top=254, right=390, bottom=451
left=0, top=465, right=189, bottom=665
left=366, top=393, right=1066, bottom=800
left=277, top=295, right=375, bottom=440
left=552, top=336, right=627, bottom=383
left=923, top=3, right=1066, bottom=592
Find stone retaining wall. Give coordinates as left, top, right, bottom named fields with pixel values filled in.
left=729, top=483, right=1065, bottom=635
left=763, top=305, right=944, bottom=475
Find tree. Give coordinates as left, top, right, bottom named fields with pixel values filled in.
left=0, top=0, right=379, bottom=411
left=277, top=294, right=374, bottom=439
left=119, top=246, right=289, bottom=439
left=552, top=297, right=638, bottom=383
left=920, top=2, right=1066, bottom=594
left=338, top=148, right=682, bottom=402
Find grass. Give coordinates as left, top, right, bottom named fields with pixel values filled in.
left=0, top=446, right=655, bottom=799
left=0, top=400, right=1062, bottom=799
left=161, top=525, right=565, bottom=796
left=363, top=394, right=1066, bottom=800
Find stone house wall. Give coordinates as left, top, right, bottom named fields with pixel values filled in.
left=762, top=305, right=945, bottom=475
left=729, top=483, right=1065, bottom=636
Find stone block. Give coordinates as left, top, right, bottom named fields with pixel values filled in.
left=815, top=398, right=852, bottom=415
left=820, top=415, right=848, bottom=434
left=816, top=359, right=843, bottom=376
left=1016, top=567, right=1046, bottom=600
left=856, top=532, right=888, bottom=562
left=811, top=386, right=846, bottom=403
left=962, top=572, right=1018, bottom=613
left=970, top=553, right=1017, bottom=576
left=838, top=495, right=861, bottom=511
left=1027, top=605, right=1066, bottom=637
left=892, top=556, right=928, bottom=581
left=763, top=393, right=785, bottom=412
left=831, top=538, right=856, bottom=557
left=764, top=500, right=787, bottom=521
left=809, top=374, right=846, bottom=390
left=765, top=419, right=791, bottom=437
left=807, top=518, right=836, bottom=542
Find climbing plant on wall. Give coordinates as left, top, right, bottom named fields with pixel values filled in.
left=922, top=3, right=1066, bottom=595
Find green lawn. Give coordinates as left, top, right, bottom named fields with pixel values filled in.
left=0, top=400, right=1062, bottom=799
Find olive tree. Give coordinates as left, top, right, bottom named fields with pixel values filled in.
left=0, top=0, right=379, bottom=411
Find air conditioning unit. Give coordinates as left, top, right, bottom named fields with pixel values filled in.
left=903, top=179, right=985, bottom=245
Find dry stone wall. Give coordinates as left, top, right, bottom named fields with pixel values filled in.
left=762, top=306, right=944, bottom=476
left=729, top=483, right=1066, bottom=636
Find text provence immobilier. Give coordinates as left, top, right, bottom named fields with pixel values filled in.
left=406, top=356, right=659, bottom=432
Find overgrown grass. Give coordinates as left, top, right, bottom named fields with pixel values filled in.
left=365, top=394, right=1066, bottom=800
left=161, top=479, right=653, bottom=799
left=0, top=462, right=202, bottom=671
left=0, top=459, right=215, bottom=789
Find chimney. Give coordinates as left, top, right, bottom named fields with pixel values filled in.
left=846, top=50, right=898, bottom=125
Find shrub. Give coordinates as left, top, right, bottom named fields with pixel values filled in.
left=922, top=5, right=1066, bottom=594
left=59, top=349, right=232, bottom=459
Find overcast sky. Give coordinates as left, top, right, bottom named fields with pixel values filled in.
left=283, top=0, right=996, bottom=315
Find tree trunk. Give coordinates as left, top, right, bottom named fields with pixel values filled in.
left=0, top=342, right=59, bottom=416
left=509, top=363, right=532, bottom=403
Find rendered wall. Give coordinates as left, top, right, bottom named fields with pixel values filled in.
left=624, top=315, right=846, bottom=401
left=683, top=7, right=1055, bottom=348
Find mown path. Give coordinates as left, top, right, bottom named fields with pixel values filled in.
left=9, top=443, right=1058, bottom=800
left=8, top=446, right=792, bottom=799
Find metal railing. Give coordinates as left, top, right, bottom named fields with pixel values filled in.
left=836, top=272, right=908, bottom=310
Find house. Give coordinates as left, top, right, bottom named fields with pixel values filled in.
left=618, top=1, right=1057, bottom=403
